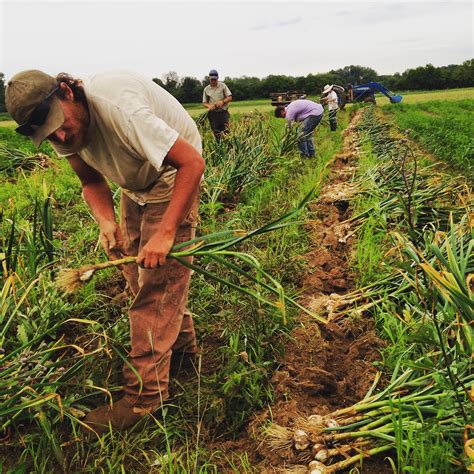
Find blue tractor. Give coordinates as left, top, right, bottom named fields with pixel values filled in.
left=327, top=83, right=402, bottom=109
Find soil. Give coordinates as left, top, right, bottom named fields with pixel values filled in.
left=212, top=112, right=394, bottom=473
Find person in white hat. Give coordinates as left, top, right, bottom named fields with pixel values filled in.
left=322, top=84, right=339, bottom=132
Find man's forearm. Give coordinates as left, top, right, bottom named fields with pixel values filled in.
left=82, top=180, right=117, bottom=225
left=159, top=161, right=204, bottom=237
left=135, top=137, right=204, bottom=267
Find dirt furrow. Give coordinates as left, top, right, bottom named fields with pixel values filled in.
left=241, top=111, right=389, bottom=472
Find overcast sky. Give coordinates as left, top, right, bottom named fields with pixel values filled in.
left=1, top=0, right=472, bottom=82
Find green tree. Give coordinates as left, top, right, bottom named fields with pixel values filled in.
left=453, top=59, right=474, bottom=87
left=330, top=65, right=378, bottom=86
left=307, top=73, right=338, bottom=95
left=261, top=75, right=296, bottom=97
left=225, top=76, right=263, bottom=100
left=179, top=76, right=202, bottom=103
left=163, top=71, right=180, bottom=96
left=150, top=59, right=473, bottom=102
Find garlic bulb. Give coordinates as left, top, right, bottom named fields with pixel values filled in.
left=325, top=418, right=339, bottom=428
left=294, top=429, right=309, bottom=450
left=308, top=414, right=325, bottom=426
left=310, top=443, right=326, bottom=457
left=314, top=449, right=329, bottom=462
left=308, top=460, right=327, bottom=474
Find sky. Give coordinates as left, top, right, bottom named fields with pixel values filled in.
left=1, top=0, right=472, bottom=82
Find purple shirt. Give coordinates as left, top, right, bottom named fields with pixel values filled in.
left=285, top=99, right=324, bottom=122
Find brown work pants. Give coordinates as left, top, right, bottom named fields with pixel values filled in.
left=120, top=192, right=198, bottom=407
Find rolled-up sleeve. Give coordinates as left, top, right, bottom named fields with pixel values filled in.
left=126, top=108, right=179, bottom=171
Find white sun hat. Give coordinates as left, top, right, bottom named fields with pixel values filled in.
left=322, top=84, right=334, bottom=95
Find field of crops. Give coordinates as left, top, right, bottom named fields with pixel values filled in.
left=0, top=90, right=472, bottom=473
left=184, top=88, right=474, bottom=118
left=383, top=99, right=474, bottom=177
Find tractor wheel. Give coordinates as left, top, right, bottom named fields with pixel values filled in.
left=363, top=96, right=376, bottom=105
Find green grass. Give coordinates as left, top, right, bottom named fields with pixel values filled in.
left=1, top=88, right=471, bottom=123
left=0, top=127, right=53, bottom=154
left=184, top=88, right=474, bottom=118
left=395, top=87, right=474, bottom=104
left=383, top=99, right=474, bottom=176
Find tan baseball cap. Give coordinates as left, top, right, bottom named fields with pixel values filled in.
left=6, top=70, right=64, bottom=147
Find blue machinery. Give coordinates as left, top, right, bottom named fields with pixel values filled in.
left=270, top=82, right=403, bottom=108
left=347, top=82, right=403, bottom=104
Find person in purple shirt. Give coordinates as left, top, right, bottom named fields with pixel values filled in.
left=275, top=99, right=324, bottom=158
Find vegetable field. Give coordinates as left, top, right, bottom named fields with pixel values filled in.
left=0, top=90, right=472, bottom=473
left=382, top=99, right=473, bottom=177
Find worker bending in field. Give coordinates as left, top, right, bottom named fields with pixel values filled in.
left=275, top=99, right=324, bottom=159
left=202, top=69, right=233, bottom=140
left=6, top=70, right=205, bottom=434
left=321, top=84, right=339, bottom=132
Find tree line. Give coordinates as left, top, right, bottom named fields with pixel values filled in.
left=0, top=60, right=472, bottom=112
left=153, top=60, right=473, bottom=103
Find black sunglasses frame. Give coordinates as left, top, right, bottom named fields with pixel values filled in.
left=15, top=86, right=60, bottom=137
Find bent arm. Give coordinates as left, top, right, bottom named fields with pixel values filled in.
left=160, top=137, right=205, bottom=235
left=137, top=137, right=205, bottom=268
left=216, top=92, right=232, bottom=109
left=67, top=154, right=123, bottom=256
left=67, top=154, right=116, bottom=226
left=202, top=90, right=214, bottom=110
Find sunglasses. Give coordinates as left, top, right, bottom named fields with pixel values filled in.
left=15, top=86, right=60, bottom=137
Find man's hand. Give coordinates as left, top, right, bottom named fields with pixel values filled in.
left=215, top=100, right=225, bottom=108
left=66, top=155, right=123, bottom=260
left=137, top=230, right=175, bottom=268
left=99, top=220, right=124, bottom=259
left=135, top=136, right=204, bottom=269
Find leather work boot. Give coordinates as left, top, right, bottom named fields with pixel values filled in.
left=81, top=397, right=160, bottom=435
